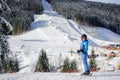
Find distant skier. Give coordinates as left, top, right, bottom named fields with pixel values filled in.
left=77, top=34, right=90, bottom=75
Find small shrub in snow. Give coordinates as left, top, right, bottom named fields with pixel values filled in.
left=7, top=59, right=19, bottom=73
left=61, top=58, right=78, bottom=72
left=70, top=60, right=78, bottom=71
left=61, top=58, right=70, bottom=72
left=89, top=50, right=97, bottom=71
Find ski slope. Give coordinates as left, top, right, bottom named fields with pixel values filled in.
left=81, top=26, right=120, bottom=45
left=86, top=0, right=120, bottom=4
left=82, top=27, right=120, bottom=43
left=7, top=0, right=120, bottom=74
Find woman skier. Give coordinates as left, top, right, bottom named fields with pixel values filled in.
left=77, top=34, right=90, bottom=75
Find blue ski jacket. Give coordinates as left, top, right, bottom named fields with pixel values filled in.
left=80, top=40, right=88, bottom=54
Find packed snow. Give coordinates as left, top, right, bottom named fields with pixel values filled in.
left=86, top=0, right=120, bottom=4
left=2, top=0, right=120, bottom=79
left=0, top=72, right=120, bottom=80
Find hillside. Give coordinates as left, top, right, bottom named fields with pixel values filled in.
left=50, top=0, right=120, bottom=35
left=81, top=26, right=120, bottom=43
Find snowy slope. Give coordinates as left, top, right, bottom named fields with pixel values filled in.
left=93, top=27, right=120, bottom=43
left=86, top=0, right=120, bottom=4
left=7, top=0, right=120, bottom=74
left=81, top=26, right=120, bottom=44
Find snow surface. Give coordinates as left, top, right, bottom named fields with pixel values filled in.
left=2, top=0, right=120, bottom=79
left=86, top=0, right=120, bottom=4
left=0, top=72, right=120, bottom=80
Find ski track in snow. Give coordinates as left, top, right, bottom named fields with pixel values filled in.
left=4, top=0, right=120, bottom=79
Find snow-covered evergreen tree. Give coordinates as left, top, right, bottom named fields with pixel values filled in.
left=35, top=49, right=50, bottom=72
left=70, top=60, right=77, bottom=71
left=61, top=58, right=78, bottom=72
left=89, top=50, right=97, bottom=69
left=8, top=59, right=19, bottom=72
left=0, top=0, right=19, bottom=73
left=61, top=58, right=70, bottom=72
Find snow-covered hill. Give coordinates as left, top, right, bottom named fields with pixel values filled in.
left=86, top=0, right=120, bottom=4
left=8, top=0, right=120, bottom=74
left=81, top=26, right=120, bottom=44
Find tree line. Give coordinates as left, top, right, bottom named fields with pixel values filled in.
left=50, top=0, right=120, bottom=35
left=2, top=0, right=43, bottom=35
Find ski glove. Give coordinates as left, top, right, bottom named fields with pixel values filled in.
left=77, top=49, right=85, bottom=53
left=78, top=44, right=86, bottom=54
left=77, top=50, right=80, bottom=53
left=80, top=49, right=85, bottom=53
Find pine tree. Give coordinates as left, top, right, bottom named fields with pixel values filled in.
left=0, top=32, right=19, bottom=73
left=13, top=60, right=19, bottom=72
left=61, top=58, right=78, bottom=72
left=0, top=24, right=10, bottom=72
left=89, top=50, right=97, bottom=69
left=70, top=60, right=77, bottom=71
left=0, top=0, right=19, bottom=73
left=8, top=59, right=19, bottom=72
left=61, top=58, right=70, bottom=72
left=35, top=49, right=50, bottom=72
